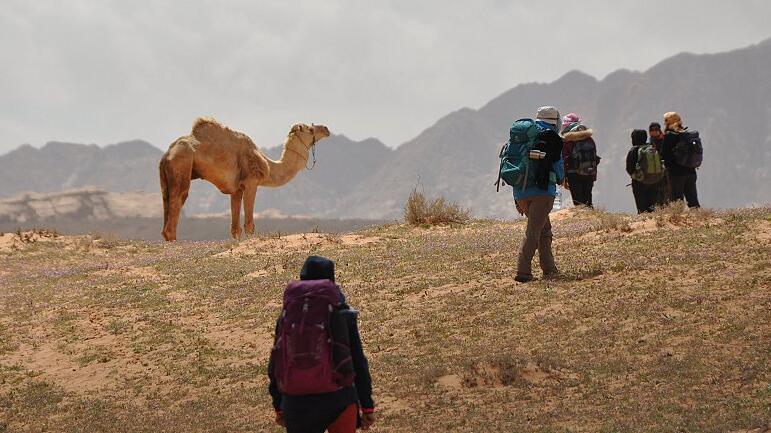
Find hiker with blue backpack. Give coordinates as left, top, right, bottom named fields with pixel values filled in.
left=268, top=256, right=375, bottom=433
left=497, top=106, right=565, bottom=283
left=560, top=113, right=600, bottom=208
left=627, top=129, right=665, bottom=213
left=661, top=112, right=702, bottom=208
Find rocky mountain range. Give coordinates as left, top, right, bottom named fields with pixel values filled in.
left=1, top=38, right=770, bottom=219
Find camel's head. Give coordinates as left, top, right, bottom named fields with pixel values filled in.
left=290, top=123, right=331, bottom=148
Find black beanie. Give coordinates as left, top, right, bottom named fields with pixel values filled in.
left=631, top=129, right=648, bottom=146
left=300, top=256, right=335, bottom=282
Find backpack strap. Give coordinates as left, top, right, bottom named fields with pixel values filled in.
left=495, top=142, right=507, bottom=192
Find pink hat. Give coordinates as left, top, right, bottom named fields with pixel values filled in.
left=561, top=113, right=580, bottom=130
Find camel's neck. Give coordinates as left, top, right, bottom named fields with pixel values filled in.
left=262, top=135, right=311, bottom=187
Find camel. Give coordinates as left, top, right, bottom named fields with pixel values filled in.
left=159, top=118, right=330, bottom=241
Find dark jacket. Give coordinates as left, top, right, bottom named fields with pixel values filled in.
left=661, top=129, right=696, bottom=176
left=650, top=136, right=664, bottom=152
left=626, top=129, right=648, bottom=177
left=534, top=128, right=564, bottom=190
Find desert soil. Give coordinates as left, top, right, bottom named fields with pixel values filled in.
left=0, top=206, right=769, bottom=432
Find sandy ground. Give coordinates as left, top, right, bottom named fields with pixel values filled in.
left=1, top=206, right=769, bottom=432
left=215, top=233, right=384, bottom=257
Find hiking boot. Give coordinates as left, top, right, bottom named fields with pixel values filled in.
left=542, top=270, right=561, bottom=280
left=515, top=274, right=533, bottom=283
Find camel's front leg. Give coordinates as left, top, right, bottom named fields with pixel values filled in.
left=242, top=184, right=257, bottom=236
left=230, top=190, right=243, bottom=240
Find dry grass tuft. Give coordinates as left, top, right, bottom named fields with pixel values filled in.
left=462, top=353, right=526, bottom=388
left=575, top=206, right=632, bottom=232
left=90, top=231, right=121, bottom=249
left=652, top=200, right=717, bottom=227
left=14, top=228, right=59, bottom=243
left=653, top=200, right=688, bottom=225
left=404, top=189, right=470, bottom=227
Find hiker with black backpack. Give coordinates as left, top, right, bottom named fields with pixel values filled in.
left=661, top=112, right=702, bottom=208
left=268, top=256, right=375, bottom=433
left=497, top=106, right=564, bottom=283
left=561, top=113, right=600, bottom=207
left=627, top=129, right=665, bottom=213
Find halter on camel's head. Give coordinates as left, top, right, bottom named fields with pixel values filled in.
left=288, top=123, right=331, bottom=170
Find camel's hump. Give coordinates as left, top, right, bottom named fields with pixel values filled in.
left=190, top=117, right=255, bottom=148
left=191, top=117, right=226, bottom=136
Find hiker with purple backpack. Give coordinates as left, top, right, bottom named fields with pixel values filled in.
left=660, top=112, right=702, bottom=208
left=268, top=256, right=375, bottom=433
left=560, top=113, right=600, bottom=208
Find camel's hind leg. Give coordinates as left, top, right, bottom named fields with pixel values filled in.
left=242, top=184, right=257, bottom=236
left=161, top=147, right=193, bottom=241
left=230, top=190, right=243, bottom=240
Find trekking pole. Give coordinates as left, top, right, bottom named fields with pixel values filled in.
left=496, top=159, right=503, bottom=192
left=495, top=142, right=506, bottom=193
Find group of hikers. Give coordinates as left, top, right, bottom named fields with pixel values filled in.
left=497, top=106, right=704, bottom=282
left=265, top=107, right=705, bottom=433
left=506, top=109, right=703, bottom=214
left=627, top=114, right=702, bottom=213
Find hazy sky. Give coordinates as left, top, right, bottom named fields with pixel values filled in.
left=1, top=1, right=770, bottom=154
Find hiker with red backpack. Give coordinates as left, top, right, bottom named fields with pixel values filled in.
left=268, top=256, right=375, bottom=433
left=560, top=113, right=600, bottom=208
left=497, top=106, right=565, bottom=283
left=627, top=129, right=665, bottom=213
left=661, top=112, right=702, bottom=208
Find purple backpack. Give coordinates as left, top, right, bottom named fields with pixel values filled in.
left=272, top=279, right=354, bottom=395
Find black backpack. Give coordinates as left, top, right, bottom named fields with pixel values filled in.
left=673, top=131, right=703, bottom=168
left=569, top=138, right=600, bottom=177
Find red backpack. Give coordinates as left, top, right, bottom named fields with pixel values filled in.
left=271, top=279, right=355, bottom=395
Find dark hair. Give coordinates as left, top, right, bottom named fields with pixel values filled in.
left=631, top=129, right=648, bottom=146
left=648, top=122, right=662, bottom=131
left=300, top=256, right=335, bottom=281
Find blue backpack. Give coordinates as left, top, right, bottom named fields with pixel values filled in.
left=496, top=119, right=541, bottom=192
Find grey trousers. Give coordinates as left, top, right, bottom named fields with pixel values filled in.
left=516, top=195, right=557, bottom=276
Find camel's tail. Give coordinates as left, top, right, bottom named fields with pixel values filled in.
left=159, top=156, right=170, bottom=230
